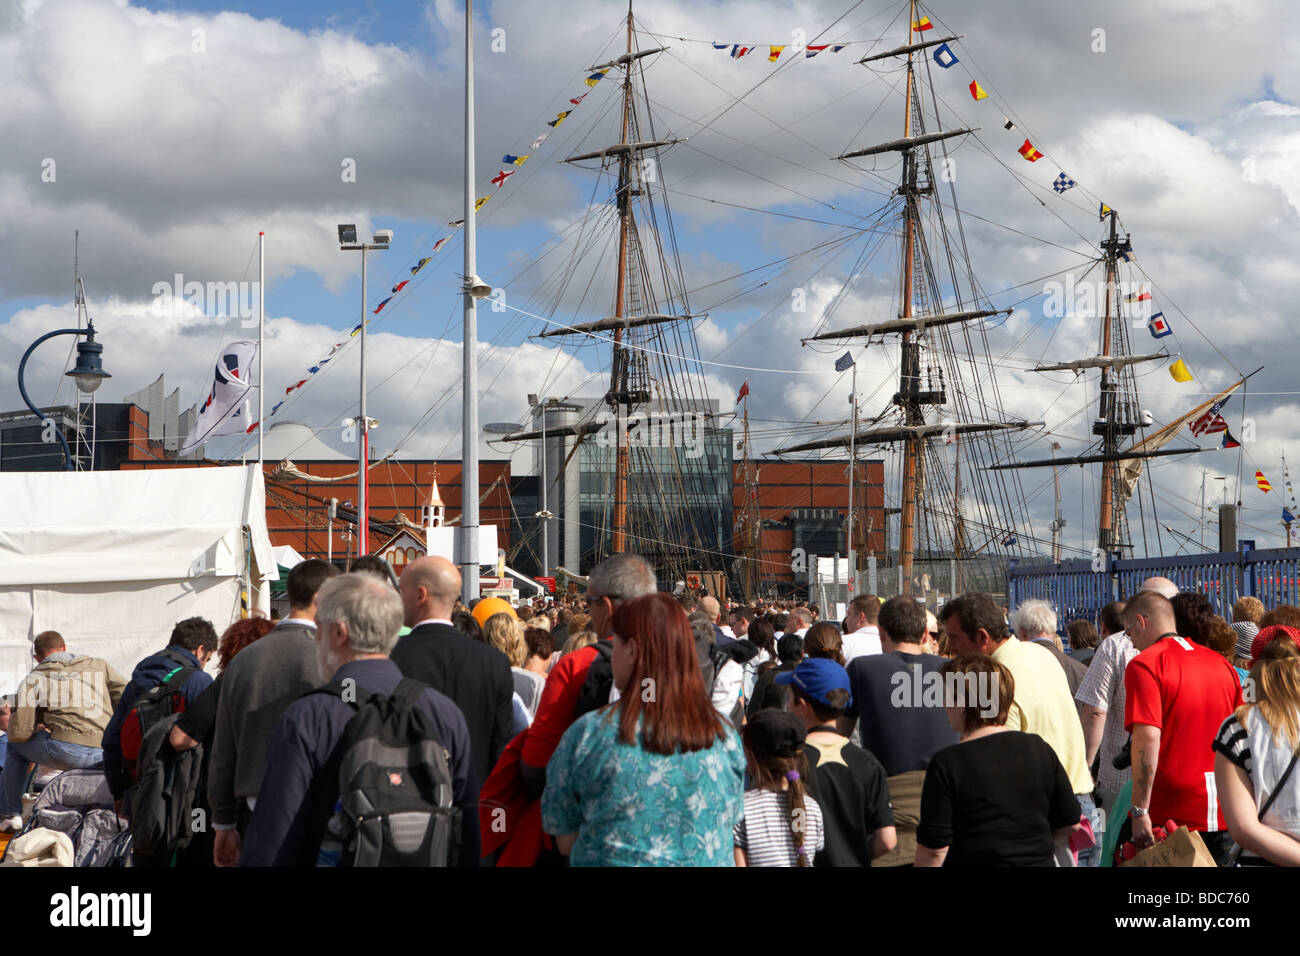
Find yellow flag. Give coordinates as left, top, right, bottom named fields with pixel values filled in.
left=1169, top=358, right=1193, bottom=382
left=475, top=195, right=491, bottom=211
left=768, top=46, right=785, bottom=62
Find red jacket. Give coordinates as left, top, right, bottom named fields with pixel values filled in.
left=480, top=645, right=601, bottom=865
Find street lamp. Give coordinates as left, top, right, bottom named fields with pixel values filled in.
left=338, top=224, right=391, bottom=555
left=17, top=321, right=111, bottom=470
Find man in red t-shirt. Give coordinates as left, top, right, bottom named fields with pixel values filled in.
left=1122, top=590, right=1242, bottom=865
left=519, top=553, right=658, bottom=792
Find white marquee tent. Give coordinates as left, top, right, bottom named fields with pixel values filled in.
left=0, top=465, right=276, bottom=693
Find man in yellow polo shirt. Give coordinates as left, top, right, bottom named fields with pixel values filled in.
left=940, top=592, right=1097, bottom=865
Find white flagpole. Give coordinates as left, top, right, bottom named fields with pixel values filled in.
left=258, top=231, right=265, bottom=466
left=848, top=361, right=857, bottom=598
left=461, top=0, right=481, bottom=603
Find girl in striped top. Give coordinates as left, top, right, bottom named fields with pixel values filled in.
left=734, top=709, right=824, bottom=867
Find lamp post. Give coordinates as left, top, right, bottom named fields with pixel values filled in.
left=527, top=394, right=558, bottom=579
left=338, top=224, right=391, bottom=556
left=17, top=321, right=111, bottom=471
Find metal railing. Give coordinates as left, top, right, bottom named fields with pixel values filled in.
left=1007, top=547, right=1300, bottom=622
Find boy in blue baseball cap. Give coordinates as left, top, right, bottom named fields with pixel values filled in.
left=777, top=658, right=897, bottom=866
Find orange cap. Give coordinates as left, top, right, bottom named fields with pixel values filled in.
left=472, top=596, right=517, bottom=627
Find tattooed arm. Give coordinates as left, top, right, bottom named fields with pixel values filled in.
left=1129, top=723, right=1160, bottom=846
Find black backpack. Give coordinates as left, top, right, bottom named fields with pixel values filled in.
left=118, top=649, right=197, bottom=788
left=574, top=641, right=614, bottom=719
left=127, top=713, right=203, bottom=863
left=310, top=678, right=461, bottom=867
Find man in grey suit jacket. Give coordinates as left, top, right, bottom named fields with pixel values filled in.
left=209, top=559, right=340, bottom=866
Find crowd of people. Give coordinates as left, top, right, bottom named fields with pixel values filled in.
left=1, top=556, right=1298, bottom=868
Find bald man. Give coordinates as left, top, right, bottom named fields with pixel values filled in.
left=1139, top=576, right=1178, bottom=600
left=393, top=557, right=514, bottom=787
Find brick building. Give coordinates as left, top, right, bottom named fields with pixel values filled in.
left=733, top=458, right=886, bottom=596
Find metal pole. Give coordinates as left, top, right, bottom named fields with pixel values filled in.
left=258, top=231, right=265, bottom=466
left=461, top=0, right=481, bottom=603
left=359, top=245, right=368, bottom=555
left=541, top=401, right=549, bottom=578
left=328, top=498, right=336, bottom=563
left=847, top=363, right=857, bottom=596
left=18, top=328, right=84, bottom=471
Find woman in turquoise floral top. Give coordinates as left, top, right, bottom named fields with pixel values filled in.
left=542, top=592, right=745, bottom=866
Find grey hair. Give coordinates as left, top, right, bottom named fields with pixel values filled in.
left=587, top=552, right=656, bottom=605
left=1013, top=599, right=1058, bottom=638
left=315, top=573, right=404, bottom=655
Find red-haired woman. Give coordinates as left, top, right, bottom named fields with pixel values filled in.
left=542, top=592, right=745, bottom=865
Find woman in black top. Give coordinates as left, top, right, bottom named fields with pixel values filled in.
left=916, top=654, right=1081, bottom=867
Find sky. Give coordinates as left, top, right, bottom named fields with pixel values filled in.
left=2, top=0, right=1298, bottom=561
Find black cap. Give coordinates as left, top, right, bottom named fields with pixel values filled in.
left=743, top=708, right=806, bottom=759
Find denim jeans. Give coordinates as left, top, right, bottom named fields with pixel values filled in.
left=1076, top=792, right=1103, bottom=867
left=0, top=730, right=104, bottom=817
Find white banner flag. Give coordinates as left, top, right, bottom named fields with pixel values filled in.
left=180, top=340, right=258, bottom=455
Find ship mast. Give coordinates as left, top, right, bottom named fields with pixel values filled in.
left=897, top=4, right=921, bottom=595
left=1096, top=209, right=1135, bottom=551
left=776, top=4, right=1040, bottom=596
left=610, top=8, right=634, bottom=555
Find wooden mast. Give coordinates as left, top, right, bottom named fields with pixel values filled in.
left=898, top=0, right=920, bottom=596
left=611, top=6, right=634, bottom=554
left=1097, top=209, right=1123, bottom=551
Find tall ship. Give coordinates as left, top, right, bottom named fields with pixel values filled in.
left=492, top=0, right=1253, bottom=601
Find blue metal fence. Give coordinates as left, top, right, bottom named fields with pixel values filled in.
left=1007, top=547, right=1300, bottom=623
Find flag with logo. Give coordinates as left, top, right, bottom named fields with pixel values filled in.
left=180, top=340, right=258, bottom=454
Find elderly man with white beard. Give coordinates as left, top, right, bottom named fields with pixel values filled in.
left=239, top=573, right=480, bottom=867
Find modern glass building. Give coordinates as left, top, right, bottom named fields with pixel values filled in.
left=565, top=398, right=733, bottom=580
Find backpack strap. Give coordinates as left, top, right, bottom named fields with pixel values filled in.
left=158, top=664, right=197, bottom=691
left=391, top=678, right=429, bottom=713
left=1258, top=744, right=1300, bottom=821
left=157, top=648, right=196, bottom=670
left=302, top=681, right=368, bottom=709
